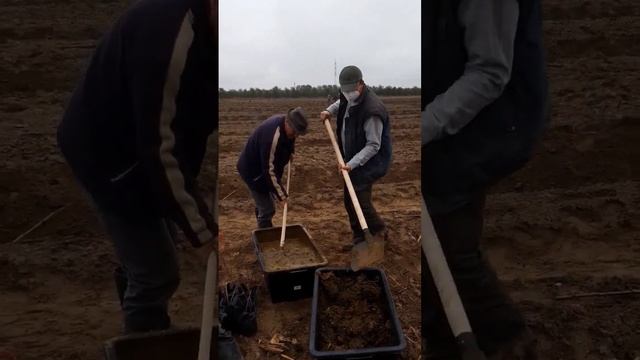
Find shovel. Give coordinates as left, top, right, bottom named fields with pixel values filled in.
left=197, top=250, right=219, bottom=360
left=279, top=160, right=292, bottom=248
left=421, top=199, right=486, bottom=360
left=323, top=117, right=384, bottom=271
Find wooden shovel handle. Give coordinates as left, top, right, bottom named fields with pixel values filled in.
left=198, top=250, right=218, bottom=360
left=279, top=161, right=292, bottom=247
left=323, top=119, right=368, bottom=231
left=422, top=200, right=486, bottom=359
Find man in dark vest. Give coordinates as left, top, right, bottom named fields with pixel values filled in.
left=237, top=107, right=308, bottom=228
left=57, top=0, right=219, bottom=334
left=320, top=66, right=393, bottom=250
left=422, top=0, right=549, bottom=359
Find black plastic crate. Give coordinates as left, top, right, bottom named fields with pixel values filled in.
left=103, top=327, right=204, bottom=360
left=252, top=224, right=328, bottom=303
left=103, top=326, right=243, bottom=360
left=309, top=268, right=406, bottom=359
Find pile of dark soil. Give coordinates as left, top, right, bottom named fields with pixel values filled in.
left=317, top=272, right=395, bottom=351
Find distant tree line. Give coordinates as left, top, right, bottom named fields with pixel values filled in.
left=219, top=84, right=420, bottom=98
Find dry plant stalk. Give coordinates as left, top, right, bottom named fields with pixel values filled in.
left=258, top=343, right=284, bottom=354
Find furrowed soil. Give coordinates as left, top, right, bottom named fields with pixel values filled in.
left=0, top=0, right=638, bottom=359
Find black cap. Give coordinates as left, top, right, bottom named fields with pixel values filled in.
left=339, top=65, right=363, bottom=92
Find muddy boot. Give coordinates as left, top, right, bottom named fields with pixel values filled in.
left=218, top=327, right=243, bottom=360
left=342, top=235, right=364, bottom=252
left=422, top=321, right=460, bottom=360
left=114, top=266, right=128, bottom=307
left=254, top=208, right=272, bottom=229
left=422, top=337, right=460, bottom=359
left=487, top=329, right=537, bottom=360
left=373, top=228, right=388, bottom=248
left=257, top=220, right=273, bottom=229
left=165, top=220, right=178, bottom=244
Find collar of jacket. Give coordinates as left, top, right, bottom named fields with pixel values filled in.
left=278, top=116, right=295, bottom=143
left=190, top=0, right=208, bottom=22
left=190, top=0, right=214, bottom=42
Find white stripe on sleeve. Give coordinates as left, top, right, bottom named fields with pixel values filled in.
left=158, top=11, right=212, bottom=244
left=268, top=127, right=285, bottom=199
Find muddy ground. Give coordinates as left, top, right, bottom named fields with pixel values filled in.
left=217, top=95, right=421, bottom=359
left=483, top=1, right=640, bottom=359
left=0, top=0, right=638, bottom=359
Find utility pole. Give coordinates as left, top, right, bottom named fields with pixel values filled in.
left=327, top=59, right=339, bottom=104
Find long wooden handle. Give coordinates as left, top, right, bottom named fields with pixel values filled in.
left=421, top=200, right=470, bottom=334
left=422, top=200, right=485, bottom=359
left=279, top=161, right=292, bottom=248
left=198, top=250, right=218, bottom=360
left=323, top=119, right=368, bottom=231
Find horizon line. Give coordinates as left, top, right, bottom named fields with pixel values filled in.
left=219, top=84, right=421, bottom=91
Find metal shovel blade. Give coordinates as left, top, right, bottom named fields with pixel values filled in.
left=350, top=232, right=385, bottom=271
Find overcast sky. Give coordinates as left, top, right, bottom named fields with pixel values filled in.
left=219, top=0, right=421, bottom=90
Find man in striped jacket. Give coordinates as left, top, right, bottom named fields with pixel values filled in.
left=237, top=108, right=308, bottom=229
left=57, top=0, right=218, bottom=333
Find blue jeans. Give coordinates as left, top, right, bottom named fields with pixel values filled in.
left=98, top=204, right=180, bottom=333
left=249, top=189, right=275, bottom=228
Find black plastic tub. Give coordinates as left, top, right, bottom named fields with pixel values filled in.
left=103, top=326, right=243, bottom=360
left=104, top=327, right=204, bottom=360
left=309, top=268, right=406, bottom=359
left=252, top=224, right=328, bottom=303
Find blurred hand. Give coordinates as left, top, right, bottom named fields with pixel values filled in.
left=194, top=237, right=217, bottom=266
left=338, top=164, right=352, bottom=173
left=320, top=111, right=332, bottom=122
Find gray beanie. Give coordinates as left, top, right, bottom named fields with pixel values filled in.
left=286, top=107, right=308, bottom=135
